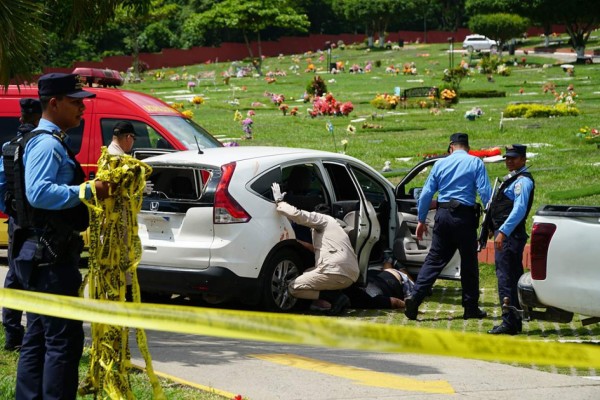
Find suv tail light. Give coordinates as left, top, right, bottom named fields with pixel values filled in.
left=530, top=222, right=556, bottom=280
left=213, top=162, right=251, bottom=224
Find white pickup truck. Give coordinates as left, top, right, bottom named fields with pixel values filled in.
left=517, top=205, right=600, bottom=326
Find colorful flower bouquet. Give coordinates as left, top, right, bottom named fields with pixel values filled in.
left=279, top=103, right=289, bottom=115
left=576, top=126, right=600, bottom=143
left=370, top=93, right=401, bottom=110
left=555, top=90, right=577, bottom=106
left=191, top=96, right=204, bottom=107
left=309, top=93, right=353, bottom=117
left=465, top=107, right=483, bottom=121
left=242, top=117, right=253, bottom=139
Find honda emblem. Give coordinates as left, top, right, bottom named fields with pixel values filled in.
left=150, top=201, right=159, bottom=211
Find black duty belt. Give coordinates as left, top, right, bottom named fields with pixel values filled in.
left=437, top=200, right=475, bottom=210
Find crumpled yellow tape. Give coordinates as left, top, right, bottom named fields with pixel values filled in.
left=79, top=147, right=164, bottom=400
left=1, top=287, right=599, bottom=370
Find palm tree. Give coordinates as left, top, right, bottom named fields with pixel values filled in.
left=0, top=0, right=150, bottom=89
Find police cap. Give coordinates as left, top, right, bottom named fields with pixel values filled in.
left=19, top=98, right=42, bottom=115
left=38, top=73, right=96, bottom=99
left=449, top=132, right=469, bottom=146
left=505, top=144, right=527, bottom=158
left=113, top=121, right=135, bottom=136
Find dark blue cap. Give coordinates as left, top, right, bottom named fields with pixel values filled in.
left=505, top=144, right=526, bottom=158
left=449, top=132, right=469, bottom=146
left=113, top=121, right=135, bottom=136
left=38, top=73, right=95, bottom=98
left=19, top=98, right=42, bottom=114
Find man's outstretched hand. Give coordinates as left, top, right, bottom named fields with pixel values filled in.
left=271, top=182, right=286, bottom=203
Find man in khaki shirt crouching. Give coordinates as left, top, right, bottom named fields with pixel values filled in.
left=271, top=183, right=359, bottom=315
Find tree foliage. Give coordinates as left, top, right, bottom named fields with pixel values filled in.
left=0, top=0, right=151, bottom=87
left=196, top=0, right=310, bottom=75
left=468, top=13, right=529, bottom=53
left=332, top=0, right=414, bottom=47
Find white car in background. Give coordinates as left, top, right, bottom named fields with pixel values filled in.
left=462, top=34, right=498, bottom=52
left=136, top=147, right=459, bottom=311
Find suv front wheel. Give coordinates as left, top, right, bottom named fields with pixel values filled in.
left=261, top=249, right=303, bottom=312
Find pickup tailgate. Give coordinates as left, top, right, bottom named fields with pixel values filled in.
left=532, top=205, right=600, bottom=317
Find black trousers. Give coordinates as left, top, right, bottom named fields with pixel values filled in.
left=14, top=237, right=84, bottom=400
left=2, top=218, right=24, bottom=348
left=412, top=207, right=480, bottom=309
left=494, top=230, right=526, bottom=328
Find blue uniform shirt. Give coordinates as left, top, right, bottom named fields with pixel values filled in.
left=417, top=150, right=492, bottom=222
left=23, top=118, right=89, bottom=210
left=498, top=175, right=534, bottom=237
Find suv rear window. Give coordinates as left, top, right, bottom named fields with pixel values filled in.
left=0, top=117, right=84, bottom=154
left=147, top=167, right=206, bottom=200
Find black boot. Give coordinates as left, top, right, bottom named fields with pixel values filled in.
left=404, top=293, right=424, bottom=320
left=319, top=290, right=350, bottom=316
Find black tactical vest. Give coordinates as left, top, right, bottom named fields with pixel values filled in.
left=2, top=128, right=89, bottom=232
left=489, top=171, right=535, bottom=235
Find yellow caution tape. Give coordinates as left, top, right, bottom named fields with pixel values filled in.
left=1, top=287, right=599, bottom=370
left=79, top=147, right=164, bottom=400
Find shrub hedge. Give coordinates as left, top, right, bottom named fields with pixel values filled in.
left=503, top=103, right=580, bottom=118
left=459, top=89, right=507, bottom=98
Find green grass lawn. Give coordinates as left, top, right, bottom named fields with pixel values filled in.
left=128, top=38, right=600, bottom=232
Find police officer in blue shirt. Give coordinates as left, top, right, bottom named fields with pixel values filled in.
left=405, top=133, right=492, bottom=320
left=1, top=98, right=42, bottom=352
left=2, top=73, right=113, bottom=400
left=488, top=144, right=534, bottom=335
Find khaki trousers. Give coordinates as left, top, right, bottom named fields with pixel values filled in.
left=288, top=266, right=355, bottom=300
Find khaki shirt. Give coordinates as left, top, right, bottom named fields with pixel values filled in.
left=276, top=201, right=359, bottom=282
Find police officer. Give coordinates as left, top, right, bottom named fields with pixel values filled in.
left=2, top=73, right=113, bottom=400
left=405, top=133, right=492, bottom=320
left=1, top=98, right=42, bottom=351
left=108, top=120, right=137, bottom=155
left=488, top=144, right=534, bottom=335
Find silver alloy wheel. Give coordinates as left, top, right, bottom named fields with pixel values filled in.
left=269, top=257, right=300, bottom=311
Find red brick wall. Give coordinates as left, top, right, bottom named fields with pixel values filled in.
left=43, top=26, right=566, bottom=74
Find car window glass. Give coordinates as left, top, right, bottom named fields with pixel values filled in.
left=0, top=116, right=83, bottom=154
left=281, top=163, right=327, bottom=211
left=152, top=115, right=222, bottom=149
left=65, top=121, right=84, bottom=154
left=0, top=117, right=21, bottom=145
left=323, top=162, right=360, bottom=201
left=101, top=118, right=173, bottom=150
left=349, top=166, right=389, bottom=207
left=250, top=167, right=282, bottom=200
left=146, top=166, right=206, bottom=200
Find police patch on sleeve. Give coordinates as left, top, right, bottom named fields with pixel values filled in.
left=514, top=181, right=522, bottom=195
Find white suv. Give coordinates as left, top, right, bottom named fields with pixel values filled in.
left=136, top=147, right=460, bottom=311
left=462, top=34, right=498, bottom=52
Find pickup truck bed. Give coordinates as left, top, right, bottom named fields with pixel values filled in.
left=518, top=205, right=600, bottom=324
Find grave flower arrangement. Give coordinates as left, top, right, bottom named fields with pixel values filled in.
left=370, top=93, right=401, bottom=110
left=576, top=126, right=600, bottom=143
left=465, top=107, right=483, bottom=121
left=242, top=117, right=253, bottom=139
left=309, top=93, right=353, bottom=117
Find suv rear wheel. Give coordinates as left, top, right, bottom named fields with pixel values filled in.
left=261, top=249, right=302, bottom=312
left=466, top=45, right=474, bottom=53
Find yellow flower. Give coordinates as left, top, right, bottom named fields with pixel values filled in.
left=182, top=110, right=194, bottom=119
left=191, top=96, right=204, bottom=105
left=233, top=110, right=243, bottom=122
